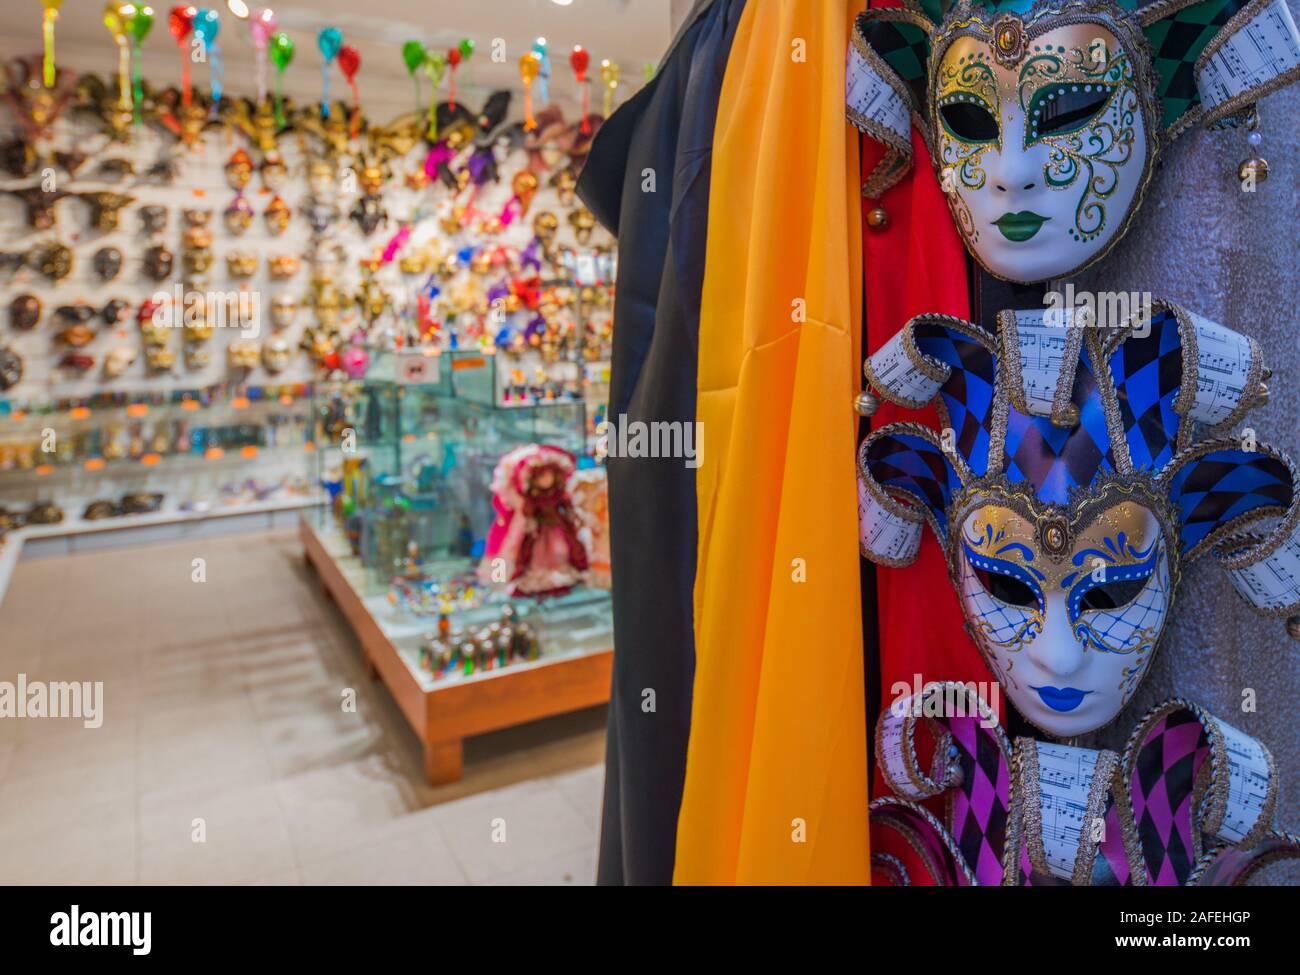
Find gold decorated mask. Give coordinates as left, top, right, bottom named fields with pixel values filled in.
left=224, top=196, right=254, bottom=235
left=32, top=242, right=74, bottom=281
left=264, top=196, right=292, bottom=235
left=355, top=276, right=390, bottom=325
left=550, top=167, right=578, bottom=206
left=183, top=248, right=214, bottom=276
left=183, top=344, right=210, bottom=370
left=226, top=252, right=258, bottom=278
left=183, top=224, right=214, bottom=250
left=533, top=210, right=559, bottom=244
left=79, top=191, right=135, bottom=231
left=6, top=186, right=70, bottom=230
left=313, top=284, right=343, bottom=328
left=951, top=484, right=1175, bottom=737
left=262, top=337, right=293, bottom=373
left=307, top=159, right=336, bottom=196
left=261, top=151, right=289, bottom=191
left=183, top=314, right=215, bottom=342
left=358, top=162, right=387, bottom=195
left=227, top=340, right=261, bottom=369
left=225, top=148, right=254, bottom=190
left=399, top=251, right=430, bottom=276
left=929, top=17, right=1154, bottom=283
left=568, top=207, right=596, bottom=245
left=839, top=0, right=1298, bottom=283
left=271, top=293, right=299, bottom=328
left=269, top=255, right=300, bottom=279
left=146, top=344, right=176, bottom=373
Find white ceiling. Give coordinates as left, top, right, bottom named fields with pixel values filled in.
left=0, top=0, right=674, bottom=119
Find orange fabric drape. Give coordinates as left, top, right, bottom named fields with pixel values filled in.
left=675, top=0, right=868, bottom=885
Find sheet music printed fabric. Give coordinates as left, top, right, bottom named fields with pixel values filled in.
left=1007, top=309, right=1076, bottom=418
left=858, top=471, right=924, bottom=564
left=1021, top=741, right=1114, bottom=882
left=1197, top=0, right=1300, bottom=119
left=1186, top=310, right=1257, bottom=425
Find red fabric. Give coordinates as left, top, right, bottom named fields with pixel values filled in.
left=862, top=123, right=992, bottom=798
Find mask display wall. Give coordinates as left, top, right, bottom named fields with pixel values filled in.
left=0, top=56, right=616, bottom=532
left=0, top=70, right=613, bottom=402
left=848, top=2, right=1300, bottom=885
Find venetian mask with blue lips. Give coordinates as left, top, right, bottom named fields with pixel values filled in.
left=953, top=480, right=1176, bottom=736
left=856, top=303, right=1299, bottom=739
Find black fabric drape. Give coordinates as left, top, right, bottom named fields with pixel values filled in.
left=577, top=0, right=743, bottom=885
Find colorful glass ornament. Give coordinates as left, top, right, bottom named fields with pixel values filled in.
left=519, top=51, right=541, bottom=132
left=41, top=0, right=63, bottom=88
left=423, top=51, right=446, bottom=138
left=570, top=45, right=591, bottom=134
left=337, top=44, right=361, bottom=139
left=317, top=26, right=342, bottom=119
left=599, top=58, right=619, bottom=118
left=168, top=4, right=194, bottom=105
left=192, top=7, right=221, bottom=112
left=269, top=31, right=293, bottom=125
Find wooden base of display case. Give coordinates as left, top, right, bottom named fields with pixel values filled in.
left=300, top=516, right=613, bottom=785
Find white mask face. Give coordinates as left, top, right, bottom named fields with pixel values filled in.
left=271, top=296, right=298, bottom=329
left=955, top=499, right=1172, bottom=737
left=933, top=22, right=1153, bottom=283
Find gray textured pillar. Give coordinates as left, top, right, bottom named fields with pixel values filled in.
left=1075, top=81, right=1300, bottom=881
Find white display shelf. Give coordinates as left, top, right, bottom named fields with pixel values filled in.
left=21, top=493, right=324, bottom=541
left=0, top=442, right=316, bottom=482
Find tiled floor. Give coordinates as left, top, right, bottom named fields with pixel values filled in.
left=0, top=528, right=606, bottom=885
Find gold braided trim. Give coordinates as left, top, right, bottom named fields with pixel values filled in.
left=870, top=796, right=980, bottom=886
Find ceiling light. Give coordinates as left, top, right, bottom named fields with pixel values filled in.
left=227, top=0, right=250, bottom=18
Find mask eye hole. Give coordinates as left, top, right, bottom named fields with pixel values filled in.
left=939, top=99, right=999, bottom=143
left=973, top=565, right=1038, bottom=608
left=1080, top=576, right=1147, bottom=612
left=1029, top=84, right=1113, bottom=139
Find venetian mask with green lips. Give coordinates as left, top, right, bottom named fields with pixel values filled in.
left=846, top=0, right=1300, bottom=283
left=932, top=16, right=1154, bottom=281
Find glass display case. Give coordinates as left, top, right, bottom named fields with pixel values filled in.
left=0, top=384, right=318, bottom=546
left=302, top=349, right=613, bottom=783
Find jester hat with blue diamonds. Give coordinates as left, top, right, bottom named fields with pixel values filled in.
left=858, top=303, right=1300, bottom=630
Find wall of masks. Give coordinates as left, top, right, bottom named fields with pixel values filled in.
left=0, top=54, right=616, bottom=534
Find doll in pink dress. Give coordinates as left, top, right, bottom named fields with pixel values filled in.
left=480, top=444, right=589, bottom=597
